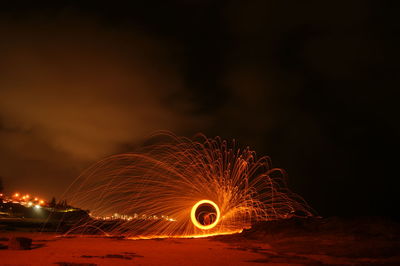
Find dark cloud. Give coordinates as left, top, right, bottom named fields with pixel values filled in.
left=0, top=14, right=208, bottom=198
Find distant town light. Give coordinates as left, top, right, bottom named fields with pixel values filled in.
left=34, top=205, right=41, bottom=209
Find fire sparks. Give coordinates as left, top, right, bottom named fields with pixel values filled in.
left=65, top=133, right=314, bottom=238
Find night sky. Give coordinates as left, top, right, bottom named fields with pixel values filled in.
left=1, top=1, right=398, bottom=219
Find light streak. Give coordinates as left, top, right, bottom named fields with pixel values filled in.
left=190, top=200, right=220, bottom=230
left=65, top=132, right=314, bottom=238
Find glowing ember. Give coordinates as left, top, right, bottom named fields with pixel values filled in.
left=65, top=133, right=314, bottom=238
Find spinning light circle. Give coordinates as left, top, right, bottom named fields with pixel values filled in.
left=190, top=200, right=221, bottom=230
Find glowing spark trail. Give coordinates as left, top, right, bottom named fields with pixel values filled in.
left=66, top=133, right=314, bottom=238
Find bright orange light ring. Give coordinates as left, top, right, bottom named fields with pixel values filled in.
left=190, top=199, right=220, bottom=230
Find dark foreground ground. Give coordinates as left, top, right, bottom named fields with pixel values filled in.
left=1, top=217, right=399, bottom=265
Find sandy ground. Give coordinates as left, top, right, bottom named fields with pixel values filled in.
left=0, top=232, right=267, bottom=266
left=1, top=217, right=400, bottom=265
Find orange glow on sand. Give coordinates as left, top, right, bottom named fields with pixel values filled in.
left=126, top=229, right=244, bottom=240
